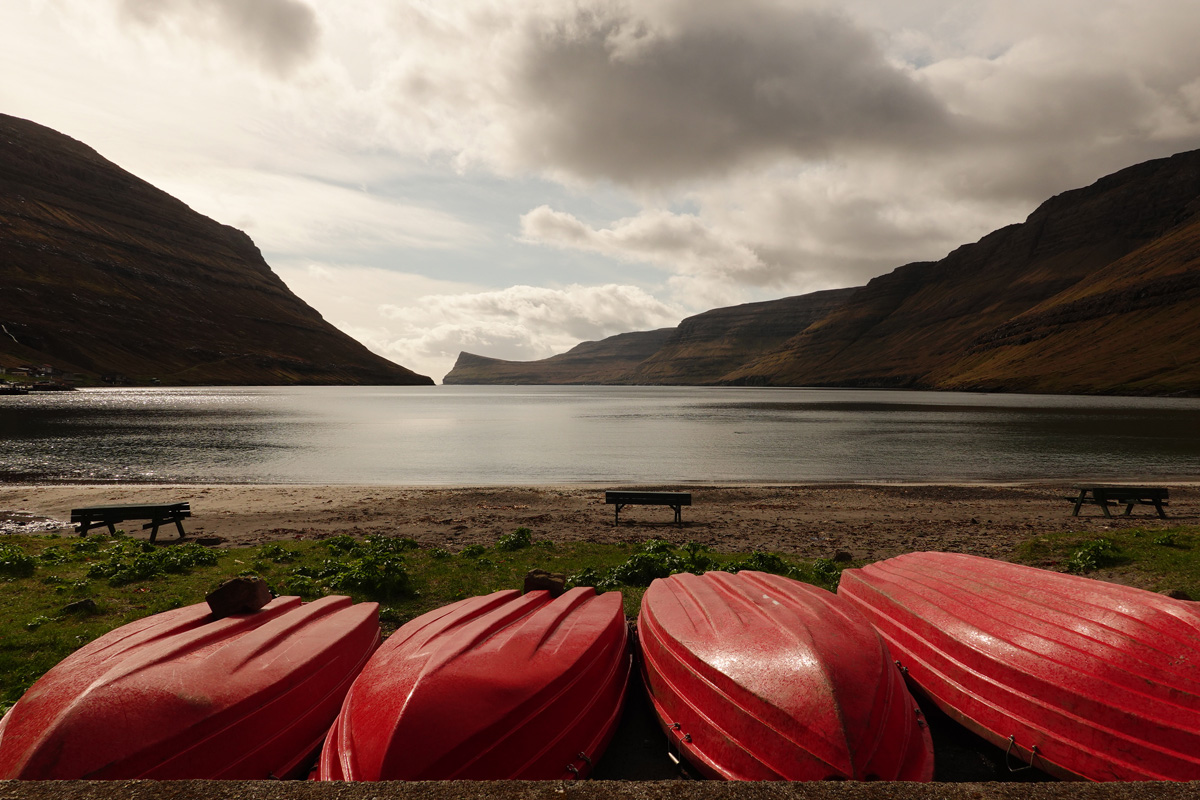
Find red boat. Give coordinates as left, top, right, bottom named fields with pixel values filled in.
left=838, top=551, right=1200, bottom=781
left=316, top=586, right=630, bottom=780
left=637, top=570, right=934, bottom=781
left=0, top=595, right=380, bottom=780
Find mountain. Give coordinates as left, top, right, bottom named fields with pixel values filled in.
left=630, top=288, right=857, bottom=384
left=0, top=114, right=432, bottom=385
left=725, top=149, right=1200, bottom=394
left=443, top=329, right=674, bottom=384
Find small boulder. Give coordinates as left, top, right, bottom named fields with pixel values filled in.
left=63, top=598, right=98, bottom=615
left=207, top=577, right=273, bottom=618
left=523, top=569, right=567, bottom=597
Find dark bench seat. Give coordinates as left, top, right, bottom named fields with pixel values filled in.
left=1070, top=486, right=1168, bottom=519
left=71, top=502, right=191, bottom=543
left=605, top=491, right=691, bottom=526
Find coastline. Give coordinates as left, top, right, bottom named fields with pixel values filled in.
left=3, top=482, right=1195, bottom=565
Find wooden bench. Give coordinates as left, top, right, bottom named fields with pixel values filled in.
left=605, top=491, right=691, bottom=526
left=1070, top=486, right=1168, bottom=519
left=71, top=502, right=191, bottom=543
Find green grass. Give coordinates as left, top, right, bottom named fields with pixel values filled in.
left=0, top=528, right=845, bottom=714
left=1011, top=525, right=1200, bottom=598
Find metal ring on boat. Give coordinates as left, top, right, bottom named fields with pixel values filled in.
left=1004, top=734, right=1040, bottom=772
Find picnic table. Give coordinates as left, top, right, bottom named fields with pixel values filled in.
left=1070, top=486, right=1168, bottom=519
left=605, top=491, right=691, bottom=526
left=71, top=502, right=191, bottom=543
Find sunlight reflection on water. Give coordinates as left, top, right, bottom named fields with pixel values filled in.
left=1, top=386, right=1198, bottom=485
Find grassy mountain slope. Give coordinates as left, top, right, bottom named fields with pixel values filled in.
left=725, top=149, right=1200, bottom=394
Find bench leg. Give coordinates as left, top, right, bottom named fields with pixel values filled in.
left=107, top=523, right=118, bottom=535
left=1094, top=490, right=1112, bottom=518
left=1072, top=491, right=1086, bottom=516
left=1123, top=503, right=1134, bottom=516
left=1154, top=499, right=1168, bottom=520
left=672, top=505, right=682, bottom=526
left=614, top=504, right=623, bottom=527
left=175, top=518, right=187, bottom=539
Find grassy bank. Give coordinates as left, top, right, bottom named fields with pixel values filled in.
left=1013, top=525, right=1200, bottom=597
left=2, top=523, right=1198, bottom=715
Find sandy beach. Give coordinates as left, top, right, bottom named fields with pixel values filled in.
left=2, top=483, right=1196, bottom=564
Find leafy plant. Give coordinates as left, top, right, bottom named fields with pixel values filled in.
left=0, top=544, right=36, bottom=578
left=258, top=544, right=297, bottom=563
left=1065, top=538, right=1121, bottom=574
left=87, top=541, right=219, bottom=586
left=729, top=551, right=795, bottom=576
left=567, top=539, right=803, bottom=591
left=495, top=527, right=533, bottom=552
left=1153, top=532, right=1184, bottom=548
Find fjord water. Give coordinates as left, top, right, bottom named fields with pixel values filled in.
left=2, top=386, right=1199, bottom=484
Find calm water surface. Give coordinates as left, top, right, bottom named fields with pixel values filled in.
left=1, top=385, right=1198, bottom=484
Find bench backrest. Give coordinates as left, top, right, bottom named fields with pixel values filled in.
left=605, top=491, right=692, bottom=505
left=71, top=502, right=191, bottom=520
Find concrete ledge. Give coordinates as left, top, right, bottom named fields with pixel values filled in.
left=1, top=782, right=1196, bottom=800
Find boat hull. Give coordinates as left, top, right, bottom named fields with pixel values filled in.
left=316, top=586, right=631, bottom=781
left=637, top=570, right=934, bottom=781
left=838, top=551, right=1200, bottom=781
left=0, top=595, right=380, bottom=780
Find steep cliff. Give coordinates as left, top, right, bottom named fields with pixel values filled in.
left=725, top=149, right=1200, bottom=394
left=442, top=328, right=675, bottom=384
left=631, top=288, right=857, bottom=384
left=0, top=114, right=432, bottom=385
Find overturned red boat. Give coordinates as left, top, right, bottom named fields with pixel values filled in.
left=838, top=551, right=1200, bottom=781
left=637, top=570, right=934, bottom=781
left=316, top=586, right=630, bottom=781
left=0, top=595, right=380, bottom=780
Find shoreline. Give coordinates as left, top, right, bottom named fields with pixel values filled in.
left=3, top=483, right=1196, bottom=564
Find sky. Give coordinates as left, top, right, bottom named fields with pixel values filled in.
left=6, top=1, right=1200, bottom=383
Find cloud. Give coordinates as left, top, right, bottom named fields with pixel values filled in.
left=519, top=205, right=769, bottom=282
left=118, top=0, right=320, bottom=76
left=500, top=0, right=948, bottom=185
left=376, top=0, right=948, bottom=187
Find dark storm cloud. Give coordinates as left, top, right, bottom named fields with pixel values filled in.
left=120, top=0, right=319, bottom=76
left=505, top=1, right=950, bottom=185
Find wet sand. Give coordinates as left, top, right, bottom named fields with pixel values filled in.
left=2, top=483, right=1196, bottom=563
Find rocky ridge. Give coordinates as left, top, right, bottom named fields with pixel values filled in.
left=443, top=329, right=674, bottom=384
